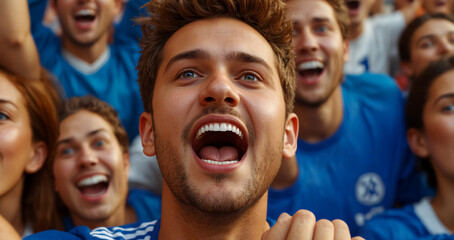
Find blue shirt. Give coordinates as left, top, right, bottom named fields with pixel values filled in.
left=268, top=73, right=426, bottom=235
left=63, top=189, right=162, bottom=231
left=26, top=218, right=276, bottom=239
left=360, top=198, right=454, bottom=239
left=29, top=0, right=147, bottom=141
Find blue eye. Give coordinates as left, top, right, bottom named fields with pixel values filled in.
left=0, top=112, right=8, bottom=120
left=316, top=26, right=327, bottom=33
left=94, top=140, right=104, bottom=147
left=241, top=73, right=259, bottom=82
left=442, top=104, right=454, bottom=112
left=179, top=71, right=200, bottom=79
left=61, top=148, right=74, bottom=155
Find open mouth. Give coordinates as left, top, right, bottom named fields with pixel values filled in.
left=74, top=9, right=97, bottom=26
left=76, top=174, right=109, bottom=197
left=297, top=61, right=324, bottom=80
left=192, top=122, right=247, bottom=166
left=345, top=0, right=360, bottom=10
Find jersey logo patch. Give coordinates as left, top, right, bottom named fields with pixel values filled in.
left=355, top=173, right=385, bottom=205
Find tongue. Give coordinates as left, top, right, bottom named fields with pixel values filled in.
left=198, top=146, right=239, bottom=162
left=299, top=69, right=320, bottom=83
left=80, top=183, right=107, bottom=196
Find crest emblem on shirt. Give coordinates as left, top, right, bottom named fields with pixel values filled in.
left=355, top=173, right=385, bottom=205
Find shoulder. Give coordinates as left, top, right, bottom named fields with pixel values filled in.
left=344, top=73, right=402, bottom=99
left=360, top=204, right=425, bottom=239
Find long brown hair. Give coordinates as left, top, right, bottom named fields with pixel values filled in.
left=1, top=67, right=62, bottom=232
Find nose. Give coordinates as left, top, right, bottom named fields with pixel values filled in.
left=78, top=145, right=98, bottom=168
left=438, top=38, right=454, bottom=56
left=294, top=28, right=318, bottom=54
left=198, top=70, right=240, bottom=107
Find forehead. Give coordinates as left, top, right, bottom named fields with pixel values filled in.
left=158, top=17, right=277, bottom=76
left=286, top=0, right=337, bottom=24
left=59, top=110, right=113, bottom=140
left=0, top=74, right=25, bottom=109
left=429, top=70, right=454, bottom=97
left=413, top=19, right=454, bottom=42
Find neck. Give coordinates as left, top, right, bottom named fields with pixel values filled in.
left=295, top=87, right=343, bottom=143
left=271, top=156, right=298, bottom=189
left=159, top=184, right=270, bottom=240
left=72, top=204, right=136, bottom=230
left=0, top=178, right=25, bottom=235
left=61, top=34, right=109, bottom=64
left=347, top=22, right=364, bottom=41
left=431, top=176, right=454, bottom=233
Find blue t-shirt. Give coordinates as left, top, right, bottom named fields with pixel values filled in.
left=26, top=220, right=161, bottom=240
left=63, top=189, right=162, bottom=231
left=26, top=218, right=276, bottom=239
left=360, top=198, right=454, bottom=239
left=29, top=0, right=147, bottom=141
left=268, top=73, right=426, bottom=235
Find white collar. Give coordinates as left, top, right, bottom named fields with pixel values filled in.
left=414, top=197, right=452, bottom=234
left=62, top=47, right=110, bottom=75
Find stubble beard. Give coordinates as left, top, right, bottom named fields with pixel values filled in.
left=153, top=113, right=283, bottom=217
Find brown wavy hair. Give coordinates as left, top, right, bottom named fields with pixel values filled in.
left=1, top=68, right=62, bottom=232
left=136, top=0, right=295, bottom=116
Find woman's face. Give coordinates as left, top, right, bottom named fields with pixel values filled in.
left=408, top=19, right=454, bottom=77
left=420, top=70, right=454, bottom=184
left=0, top=74, right=38, bottom=199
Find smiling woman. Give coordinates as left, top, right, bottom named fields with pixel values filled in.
left=0, top=68, right=61, bottom=236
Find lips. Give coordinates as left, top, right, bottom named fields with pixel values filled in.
left=191, top=116, right=248, bottom=169
left=76, top=174, right=109, bottom=199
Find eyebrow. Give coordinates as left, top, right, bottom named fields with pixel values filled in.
left=164, top=49, right=209, bottom=72
left=164, top=49, right=272, bottom=73
left=226, top=51, right=273, bottom=72
left=56, top=129, right=108, bottom=147
left=434, top=92, right=454, bottom=105
left=312, top=17, right=332, bottom=23
left=0, top=99, right=18, bottom=109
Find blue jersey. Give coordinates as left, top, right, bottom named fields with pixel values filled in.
left=360, top=198, right=454, bottom=239
left=29, top=0, right=146, bottom=141
left=26, top=220, right=161, bottom=240
left=25, top=218, right=276, bottom=239
left=63, top=189, right=162, bottom=231
left=268, top=73, right=425, bottom=235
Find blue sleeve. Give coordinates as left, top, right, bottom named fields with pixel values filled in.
left=28, top=0, right=46, bottom=33
left=24, top=230, right=82, bottom=240
left=114, top=0, right=149, bottom=46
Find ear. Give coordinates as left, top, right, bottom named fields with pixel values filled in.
left=139, top=112, right=156, bottom=157
left=113, top=0, right=123, bottom=17
left=25, top=141, right=47, bottom=174
left=407, top=128, right=430, bottom=158
left=400, top=61, right=414, bottom=77
left=343, top=40, right=350, bottom=62
left=282, top=113, right=299, bottom=159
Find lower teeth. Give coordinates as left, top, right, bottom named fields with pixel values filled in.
left=202, top=159, right=238, bottom=165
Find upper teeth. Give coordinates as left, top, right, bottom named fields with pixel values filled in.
left=76, top=9, right=95, bottom=17
left=298, top=61, right=324, bottom=71
left=196, top=122, right=243, bottom=139
left=77, top=175, right=107, bottom=187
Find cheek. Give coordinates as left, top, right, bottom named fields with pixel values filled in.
left=53, top=160, right=73, bottom=190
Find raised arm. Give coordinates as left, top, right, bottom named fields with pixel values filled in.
left=0, top=0, right=41, bottom=80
